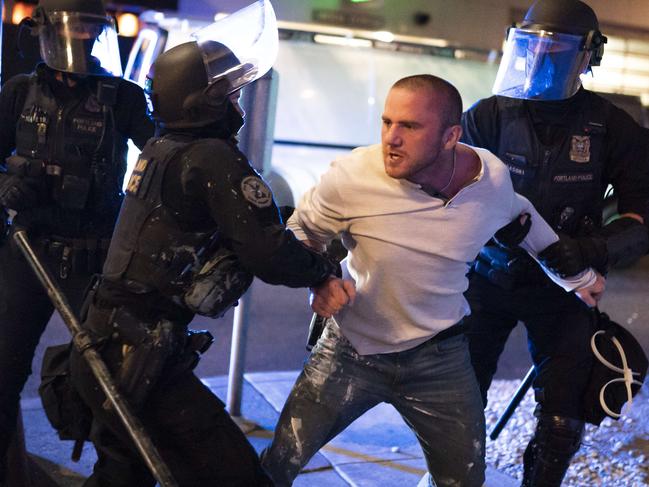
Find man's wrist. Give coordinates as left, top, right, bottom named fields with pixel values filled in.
left=311, top=272, right=339, bottom=290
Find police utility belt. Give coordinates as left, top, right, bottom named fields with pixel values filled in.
left=32, top=234, right=110, bottom=279
left=84, top=298, right=214, bottom=409
left=6, top=154, right=95, bottom=211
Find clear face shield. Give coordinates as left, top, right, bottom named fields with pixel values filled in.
left=38, top=11, right=122, bottom=76
left=492, top=28, right=592, bottom=101
left=191, top=0, right=278, bottom=97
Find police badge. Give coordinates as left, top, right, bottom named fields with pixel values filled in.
left=570, top=135, right=591, bottom=163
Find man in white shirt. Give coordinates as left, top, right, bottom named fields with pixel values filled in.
left=261, top=74, right=604, bottom=487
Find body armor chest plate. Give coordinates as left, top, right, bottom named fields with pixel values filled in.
left=14, top=74, right=125, bottom=212
left=103, top=136, right=218, bottom=298
left=495, top=95, right=608, bottom=236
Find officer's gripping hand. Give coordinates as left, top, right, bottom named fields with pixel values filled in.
left=538, top=234, right=607, bottom=277
left=574, top=271, right=606, bottom=308
left=278, top=205, right=295, bottom=224
left=494, top=213, right=531, bottom=249
left=310, top=276, right=356, bottom=318
left=0, top=174, right=41, bottom=211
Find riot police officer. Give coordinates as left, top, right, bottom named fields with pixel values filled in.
left=461, top=0, right=649, bottom=485
left=70, top=2, right=340, bottom=485
left=0, top=0, right=153, bottom=482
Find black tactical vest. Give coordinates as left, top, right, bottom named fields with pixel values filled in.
left=495, top=94, right=609, bottom=237
left=102, top=136, right=218, bottom=298
left=13, top=73, right=125, bottom=217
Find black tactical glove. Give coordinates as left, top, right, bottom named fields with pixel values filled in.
left=538, top=234, right=607, bottom=277
left=493, top=213, right=531, bottom=249
left=278, top=205, right=295, bottom=224
left=0, top=174, right=41, bottom=211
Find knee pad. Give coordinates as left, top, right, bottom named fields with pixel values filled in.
left=522, top=414, right=584, bottom=487
left=535, top=414, right=584, bottom=455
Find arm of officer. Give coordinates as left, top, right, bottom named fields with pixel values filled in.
left=534, top=115, right=649, bottom=277
left=510, top=192, right=604, bottom=305
left=542, top=108, right=649, bottom=275
left=0, top=75, right=44, bottom=212
left=537, top=214, right=648, bottom=277
left=119, top=79, right=155, bottom=150
left=193, top=141, right=338, bottom=288
left=0, top=75, right=29, bottom=162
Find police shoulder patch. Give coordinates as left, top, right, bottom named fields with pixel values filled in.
left=241, top=175, right=273, bottom=208
left=125, top=157, right=149, bottom=196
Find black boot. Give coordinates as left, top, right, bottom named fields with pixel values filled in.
left=521, top=414, right=584, bottom=487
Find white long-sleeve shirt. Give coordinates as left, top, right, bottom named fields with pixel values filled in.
left=288, top=143, right=596, bottom=354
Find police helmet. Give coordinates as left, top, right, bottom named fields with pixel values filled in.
left=145, top=0, right=278, bottom=129
left=492, top=0, right=607, bottom=100
left=31, top=0, right=122, bottom=76
left=146, top=41, right=242, bottom=129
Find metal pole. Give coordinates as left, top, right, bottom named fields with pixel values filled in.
left=226, top=69, right=278, bottom=419
left=226, top=289, right=252, bottom=417
left=12, top=230, right=179, bottom=487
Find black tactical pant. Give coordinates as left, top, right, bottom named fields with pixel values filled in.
left=464, top=272, right=596, bottom=417
left=465, top=272, right=596, bottom=485
left=70, top=340, right=272, bottom=487
left=0, top=237, right=92, bottom=481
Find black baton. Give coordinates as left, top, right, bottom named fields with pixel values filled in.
left=306, top=313, right=327, bottom=351
left=13, top=230, right=179, bottom=487
left=489, top=365, right=535, bottom=440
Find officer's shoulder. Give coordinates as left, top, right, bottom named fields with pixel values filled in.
left=581, top=90, right=638, bottom=124
left=467, top=95, right=499, bottom=112
left=187, top=138, right=243, bottom=164
left=191, top=137, right=239, bottom=152
left=579, top=89, right=617, bottom=111
left=110, top=76, right=146, bottom=95
left=2, top=72, right=33, bottom=93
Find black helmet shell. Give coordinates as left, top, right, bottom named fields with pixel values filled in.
left=37, top=0, right=106, bottom=16
left=148, top=41, right=241, bottom=129
left=519, top=0, right=606, bottom=66
left=521, top=0, right=598, bottom=35
left=148, top=42, right=207, bottom=126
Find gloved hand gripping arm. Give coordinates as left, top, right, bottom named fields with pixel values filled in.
left=0, top=173, right=42, bottom=211
left=504, top=193, right=605, bottom=306
left=538, top=215, right=649, bottom=277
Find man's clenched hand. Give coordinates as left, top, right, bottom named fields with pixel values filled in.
left=310, top=276, right=356, bottom=317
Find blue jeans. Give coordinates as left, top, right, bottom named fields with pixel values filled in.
left=261, top=321, right=485, bottom=487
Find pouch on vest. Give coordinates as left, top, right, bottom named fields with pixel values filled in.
left=183, top=247, right=253, bottom=318
left=582, top=310, right=648, bottom=425
left=39, top=342, right=92, bottom=460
